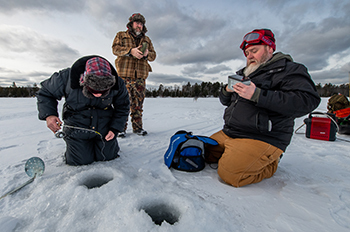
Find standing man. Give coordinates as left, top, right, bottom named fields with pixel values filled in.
left=205, top=29, right=320, bottom=187
left=112, top=13, right=156, bottom=137
left=37, top=55, right=130, bottom=166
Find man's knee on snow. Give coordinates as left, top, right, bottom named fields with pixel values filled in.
left=217, top=156, right=280, bottom=187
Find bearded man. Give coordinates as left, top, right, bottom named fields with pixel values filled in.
left=205, top=29, right=320, bottom=187
left=112, top=13, right=156, bottom=137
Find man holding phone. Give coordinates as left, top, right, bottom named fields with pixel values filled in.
left=112, top=13, right=156, bottom=137
left=205, top=29, right=320, bottom=187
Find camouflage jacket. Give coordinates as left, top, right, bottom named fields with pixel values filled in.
left=112, top=30, right=156, bottom=79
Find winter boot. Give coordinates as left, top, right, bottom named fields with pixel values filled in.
left=118, top=131, right=126, bottom=138
left=134, top=129, right=147, bottom=136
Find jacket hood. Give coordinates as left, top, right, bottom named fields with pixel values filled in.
left=267, top=52, right=293, bottom=64
left=237, top=52, right=294, bottom=76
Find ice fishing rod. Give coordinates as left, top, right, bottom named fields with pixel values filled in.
left=0, top=157, right=45, bottom=200
left=54, top=124, right=107, bottom=160
left=55, top=124, right=102, bottom=138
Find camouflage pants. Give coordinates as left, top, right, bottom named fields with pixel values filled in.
left=122, top=77, right=146, bottom=132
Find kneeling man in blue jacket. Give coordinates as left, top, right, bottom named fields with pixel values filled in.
left=37, top=56, right=130, bottom=166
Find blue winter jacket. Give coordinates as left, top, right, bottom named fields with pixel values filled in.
left=36, top=55, right=130, bottom=136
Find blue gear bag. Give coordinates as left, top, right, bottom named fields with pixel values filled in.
left=164, top=130, right=218, bottom=172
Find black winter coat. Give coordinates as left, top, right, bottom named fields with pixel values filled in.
left=221, top=52, right=320, bottom=151
left=37, top=55, right=130, bottom=136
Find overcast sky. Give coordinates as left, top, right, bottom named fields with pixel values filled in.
left=0, top=0, right=349, bottom=89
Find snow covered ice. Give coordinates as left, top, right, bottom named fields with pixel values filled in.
left=0, top=97, right=350, bottom=232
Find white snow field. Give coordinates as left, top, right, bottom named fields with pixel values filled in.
left=0, top=97, right=349, bottom=232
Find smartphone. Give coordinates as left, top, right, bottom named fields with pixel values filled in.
left=228, top=75, right=251, bottom=91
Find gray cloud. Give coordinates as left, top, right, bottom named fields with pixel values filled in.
left=0, top=0, right=85, bottom=13
left=310, top=61, right=350, bottom=85
left=0, top=68, right=53, bottom=87
left=158, top=31, right=241, bottom=66
left=182, top=64, right=232, bottom=77
left=146, top=72, right=204, bottom=89
left=0, top=25, right=80, bottom=69
left=204, top=65, right=232, bottom=74
left=0, top=0, right=349, bottom=86
left=282, top=17, right=350, bottom=71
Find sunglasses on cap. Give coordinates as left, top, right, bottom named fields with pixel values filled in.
left=87, top=86, right=109, bottom=95
left=240, top=32, right=276, bottom=51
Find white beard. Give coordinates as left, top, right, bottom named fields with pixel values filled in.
left=244, top=63, right=260, bottom=77
left=244, top=47, right=271, bottom=77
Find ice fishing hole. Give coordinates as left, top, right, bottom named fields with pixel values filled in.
left=81, top=175, right=113, bottom=189
left=140, top=202, right=180, bottom=225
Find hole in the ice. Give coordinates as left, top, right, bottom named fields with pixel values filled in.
left=81, top=175, right=113, bottom=189
left=140, top=202, right=180, bottom=225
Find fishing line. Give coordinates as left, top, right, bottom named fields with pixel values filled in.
left=55, top=124, right=107, bottom=161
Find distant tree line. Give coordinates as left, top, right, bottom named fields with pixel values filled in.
left=146, top=82, right=349, bottom=98
left=0, top=82, right=349, bottom=98
left=146, top=82, right=223, bottom=98
left=315, top=83, right=349, bottom=97
left=0, top=82, right=39, bottom=97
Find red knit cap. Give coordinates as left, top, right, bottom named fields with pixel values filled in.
left=80, top=57, right=115, bottom=99
left=84, top=57, right=112, bottom=78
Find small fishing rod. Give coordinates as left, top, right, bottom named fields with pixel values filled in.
left=54, top=124, right=107, bottom=160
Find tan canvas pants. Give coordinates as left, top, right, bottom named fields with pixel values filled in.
left=205, top=130, right=283, bottom=187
